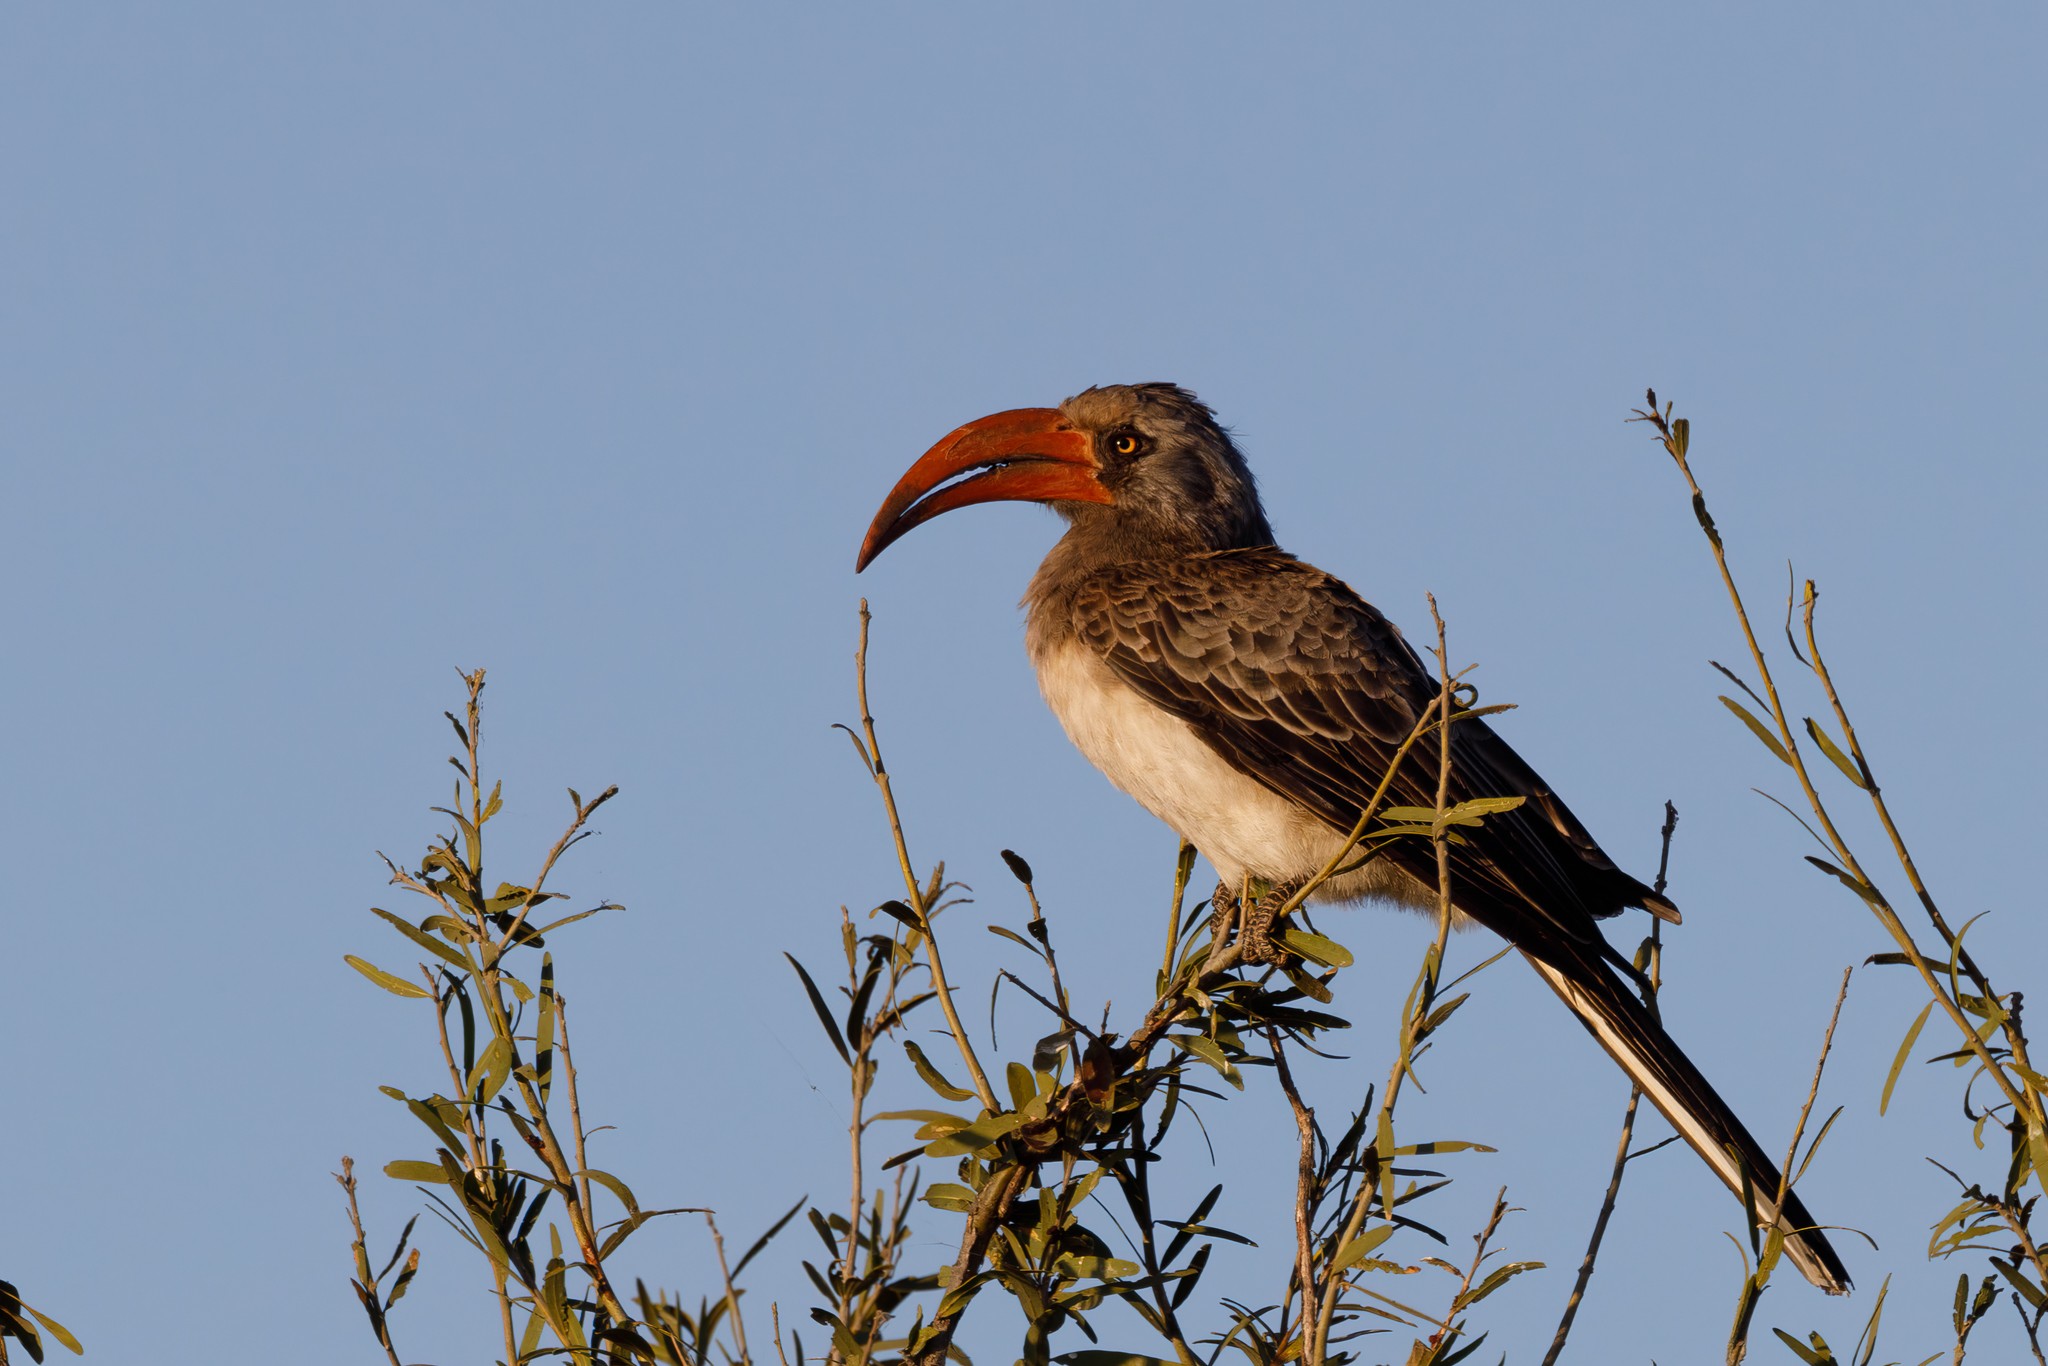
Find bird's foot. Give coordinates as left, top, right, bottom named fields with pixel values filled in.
left=1208, top=879, right=1239, bottom=964
left=1214, top=875, right=1310, bottom=968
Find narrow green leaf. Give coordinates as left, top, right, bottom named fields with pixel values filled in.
left=384, top=1159, right=453, bottom=1185
left=22, top=1305, right=82, bottom=1356
left=924, top=1111, right=1020, bottom=1157
left=345, top=955, right=431, bottom=999
left=1276, top=928, right=1353, bottom=969
left=987, top=924, right=1041, bottom=955
left=924, top=1183, right=978, bottom=1213
left=1769, top=1328, right=1830, bottom=1365
left=371, top=908, right=472, bottom=969
left=1880, top=1002, right=1935, bottom=1116
left=582, top=1167, right=641, bottom=1218
left=1805, top=856, right=1884, bottom=907
left=731, top=1195, right=807, bottom=1278
left=784, top=953, right=851, bottom=1066
left=1462, top=1259, right=1543, bottom=1308
left=1437, top=796, right=1527, bottom=826
left=1154, top=1219, right=1256, bottom=1248
left=1719, top=695, right=1793, bottom=766
left=467, top=1035, right=513, bottom=1104
left=1803, top=718, right=1867, bottom=789
left=533, top=906, right=607, bottom=935
left=1171, top=1034, right=1243, bottom=1090
left=1991, top=1256, right=2047, bottom=1312
left=903, top=1040, right=976, bottom=1101
left=870, top=1109, right=972, bottom=1128
left=1331, top=1224, right=1396, bottom=1271
left=535, top=953, right=556, bottom=1105
left=876, top=899, right=924, bottom=931
left=1006, top=1061, right=1036, bottom=1111
left=404, top=1096, right=465, bottom=1158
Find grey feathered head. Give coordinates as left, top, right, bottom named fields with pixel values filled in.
left=1057, top=383, right=1277, bottom=555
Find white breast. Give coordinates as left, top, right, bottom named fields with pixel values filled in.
left=1031, top=637, right=1436, bottom=913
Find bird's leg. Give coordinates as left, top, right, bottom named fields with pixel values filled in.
left=1236, top=874, right=1312, bottom=967
left=1208, top=878, right=1241, bottom=965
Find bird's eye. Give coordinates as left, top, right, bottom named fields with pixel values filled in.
left=1110, top=432, right=1143, bottom=456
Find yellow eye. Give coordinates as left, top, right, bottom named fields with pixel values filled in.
left=1112, top=434, right=1140, bottom=455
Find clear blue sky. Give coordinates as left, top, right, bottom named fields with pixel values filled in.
left=5, top=6, right=2043, bottom=1363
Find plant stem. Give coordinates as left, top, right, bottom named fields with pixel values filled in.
left=852, top=601, right=998, bottom=1112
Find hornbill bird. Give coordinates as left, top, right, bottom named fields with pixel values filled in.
left=854, top=382, right=1850, bottom=1295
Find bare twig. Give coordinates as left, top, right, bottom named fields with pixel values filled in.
left=852, top=601, right=998, bottom=1111
left=1267, top=1027, right=1321, bottom=1353
left=705, top=1211, right=751, bottom=1365
left=1635, top=396, right=2027, bottom=1123
left=1542, top=803, right=1676, bottom=1366
left=1309, top=599, right=1467, bottom=1366
left=337, top=1156, right=407, bottom=1366
left=1420, top=1189, right=1512, bottom=1360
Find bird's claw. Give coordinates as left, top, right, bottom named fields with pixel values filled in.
left=1212, top=876, right=1308, bottom=968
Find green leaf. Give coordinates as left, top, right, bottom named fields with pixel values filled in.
left=384, top=1160, right=453, bottom=1185
left=467, top=1034, right=513, bottom=1104
left=903, top=1040, right=976, bottom=1101
left=1461, top=1259, right=1543, bottom=1308
left=21, top=1305, right=81, bottom=1357
left=1719, top=695, right=1793, bottom=767
left=1279, top=963, right=1333, bottom=1003
left=1331, top=1224, right=1396, bottom=1271
left=404, top=1096, right=465, bottom=1158
left=924, top=1111, right=1020, bottom=1157
left=1276, top=928, right=1353, bottom=969
left=1770, top=1329, right=1832, bottom=1365
left=871, top=1109, right=972, bottom=1129
left=345, top=955, right=431, bottom=998
left=535, top=954, right=556, bottom=1105
left=924, top=1183, right=978, bottom=1213
left=1171, top=1034, right=1243, bottom=1090
left=582, top=1167, right=641, bottom=1218
left=732, top=1195, right=807, bottom=1278
left=1054, top=1354, right=1181, bottom=1366
left=371, top=908, right=472, bottom=970
left=1155, top=1219, right=1256, bottom=1248
left=1803, top=718, right=1867, bottom=789
left=1392, top=1139, right=1495, bottom=1156
left=876, top=899, right=924, bottom=931
left=1804, top=856, right=1884, bottom=907
left=1437, top=796, right=1527, bottom=826
left=1006, top=1061, right=1036, bottom=1111
left=533, top=906, right=608, bottom=935
left=1880, top=1001, right=1935, bottom=1116
left=784, top=953, right=851, bottom=1066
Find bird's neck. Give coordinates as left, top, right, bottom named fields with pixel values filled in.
left=1022, top=514, right=1271, bottom=655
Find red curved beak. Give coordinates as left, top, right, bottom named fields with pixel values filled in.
left=856, top=407, right=1111, bottom=571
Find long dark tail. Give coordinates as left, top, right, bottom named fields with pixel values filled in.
left=1521, top=939, right=1852, bottom=1295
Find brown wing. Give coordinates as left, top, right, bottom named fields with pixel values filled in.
left=1069, top=548, right=1672, bottom=946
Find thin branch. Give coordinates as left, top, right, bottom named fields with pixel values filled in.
left=1267, top=1027, right=1320, bottom=1359
left=337, top=1156, right=407, bottom=1366
left=705, top=1211, right=751, bottom=1365
left=1543, top=804, right=1676, bottom=1366
left=852, top=601, right=998, bottom=1112
left=1421, top=1189, right=1511, bottom=1358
